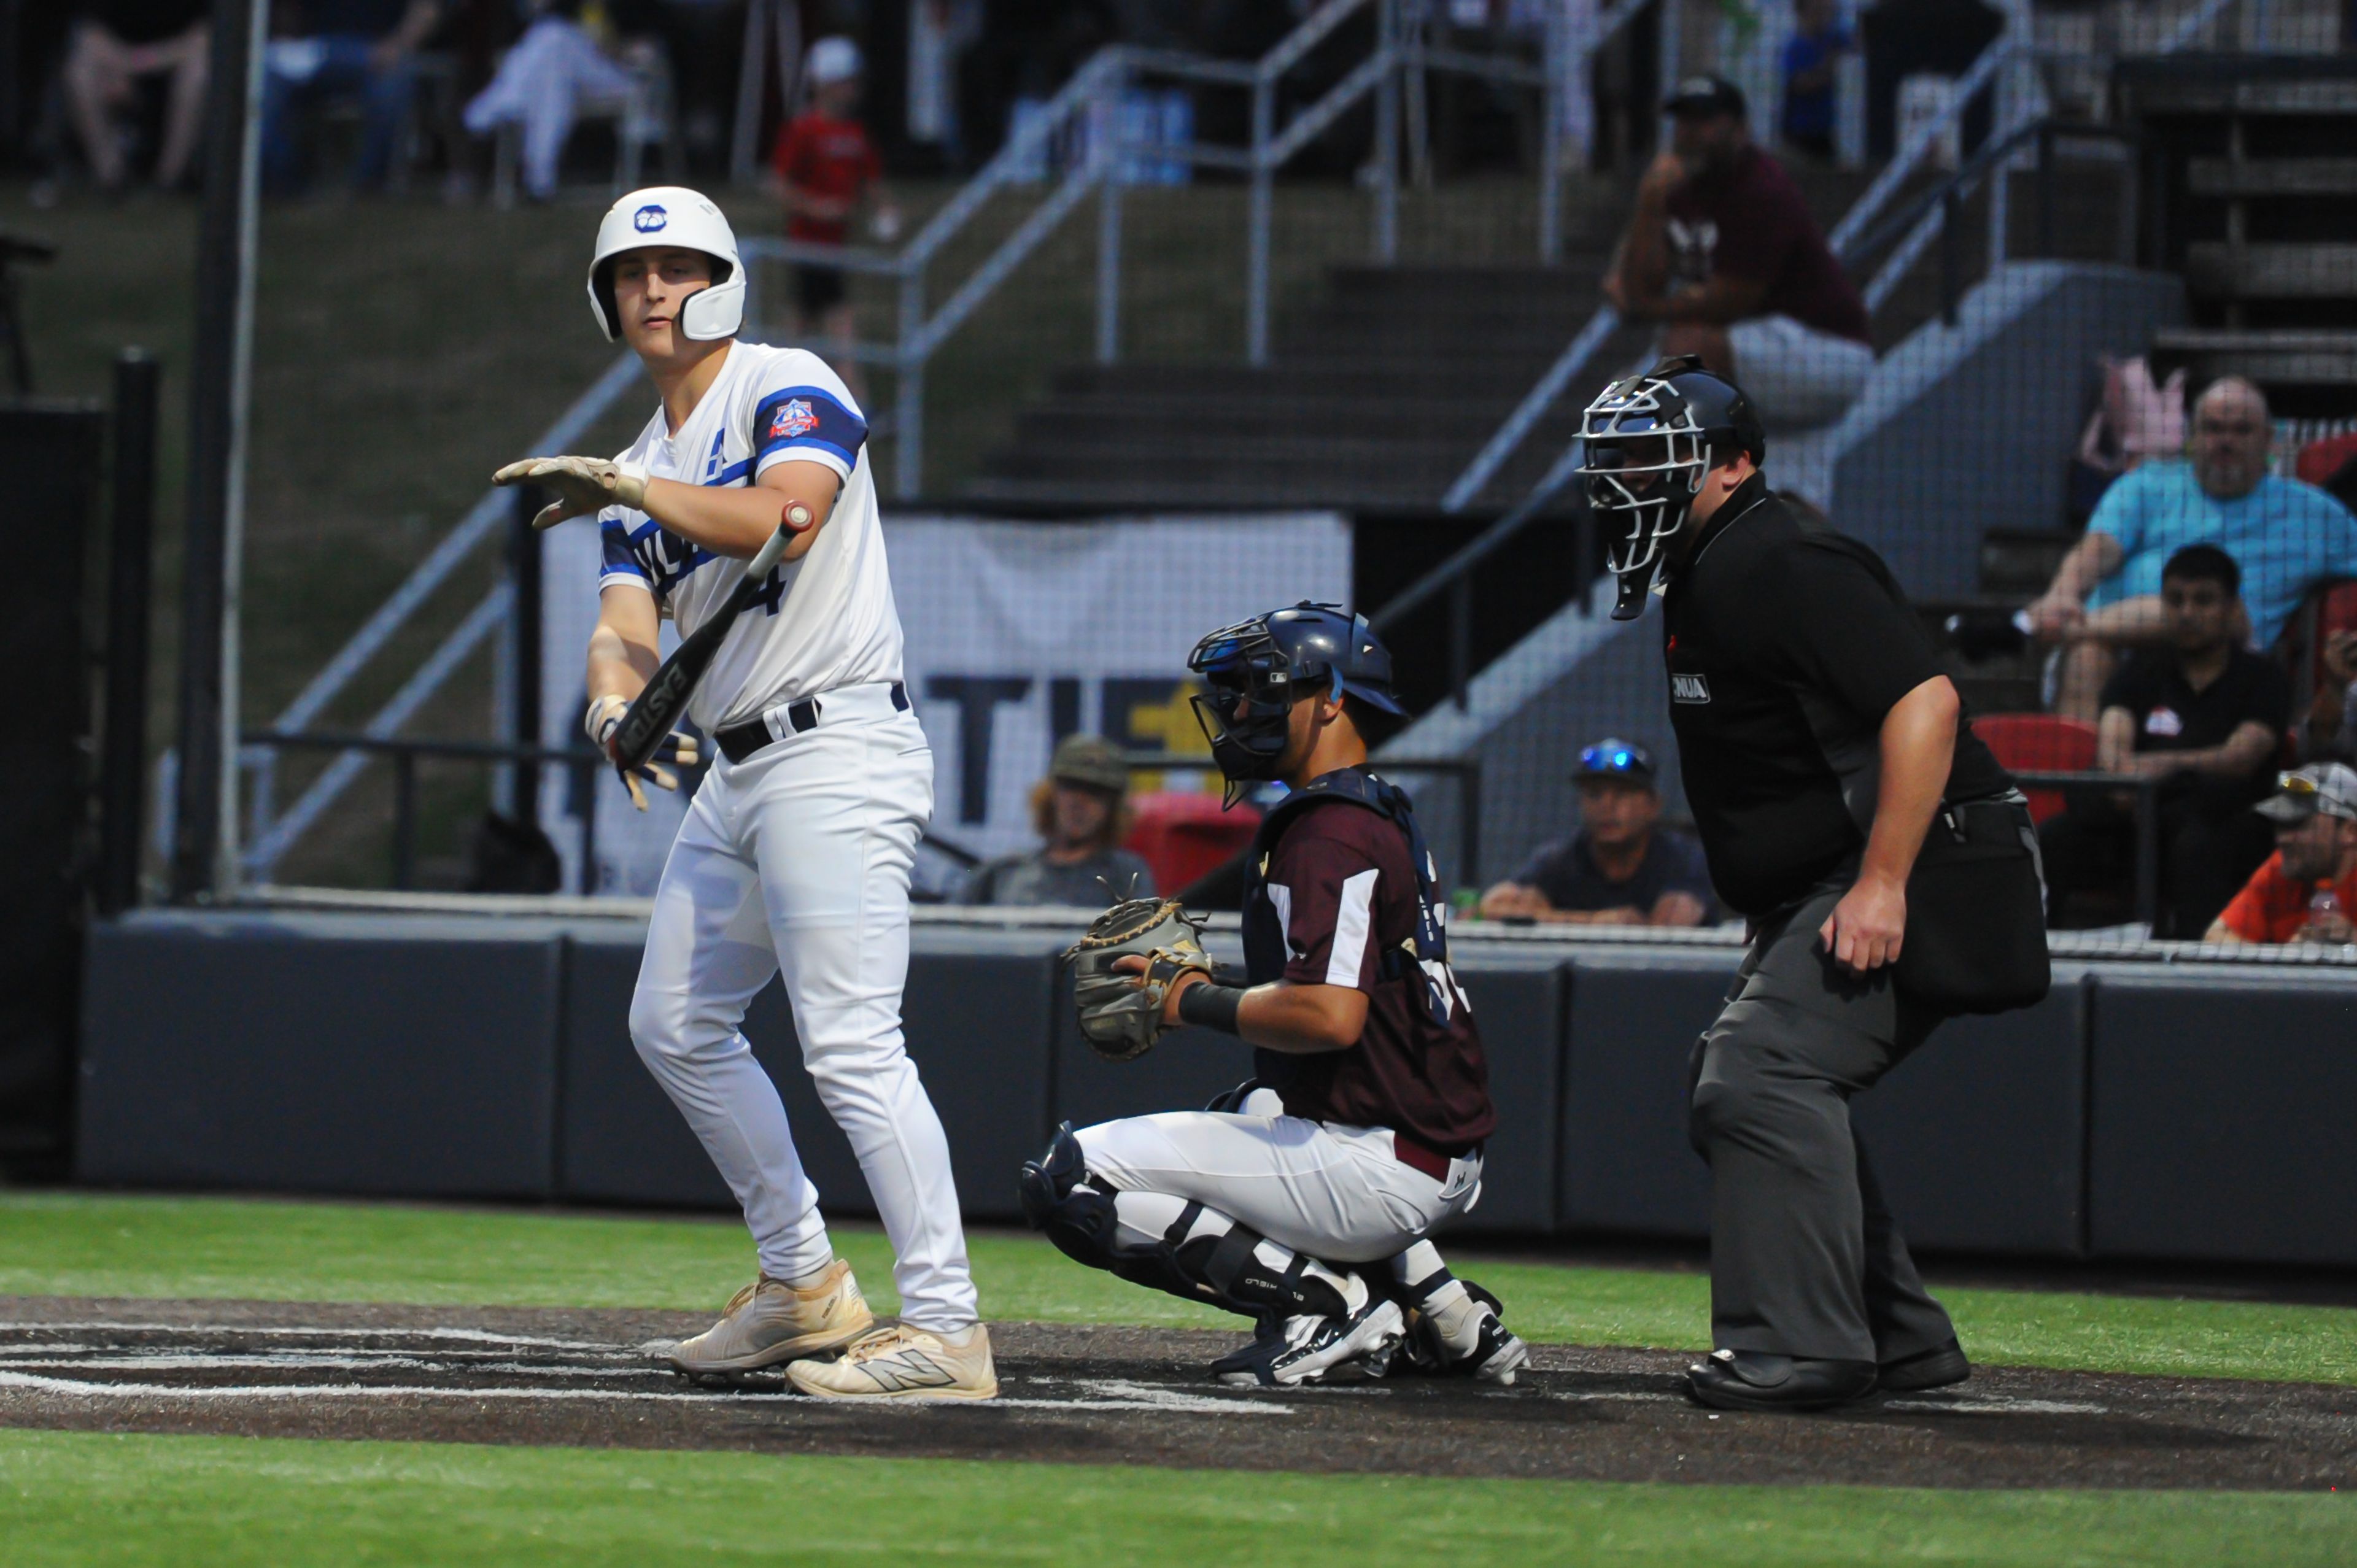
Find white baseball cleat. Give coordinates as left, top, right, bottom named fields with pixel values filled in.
left=660, top=1261, right=875, bottom=1378
left=787, top=1322, right=1000, bottom=1401
left=1213, top=1291, right=1407, bottom=1388
left=1414, top=1283, right=1530, bottom=1386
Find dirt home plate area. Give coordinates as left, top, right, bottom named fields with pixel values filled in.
left=0, top=1296, right=2350, bottom=1490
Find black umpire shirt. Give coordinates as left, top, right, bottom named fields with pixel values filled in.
left=1659, top=475, right=2011, bottom=919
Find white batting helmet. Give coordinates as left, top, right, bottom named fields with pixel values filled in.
left=806, top=36, right=863, bottom=87
left=587, top=187, right=745, bottom=342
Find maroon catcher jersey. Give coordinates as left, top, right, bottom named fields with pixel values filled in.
left=1248, top=784, right=1495, bottom=1153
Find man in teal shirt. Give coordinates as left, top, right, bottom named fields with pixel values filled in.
left=2029, top=376, right=2357, bottom=720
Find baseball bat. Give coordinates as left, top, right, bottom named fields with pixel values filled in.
left=610, top=519, right=797, bottom=777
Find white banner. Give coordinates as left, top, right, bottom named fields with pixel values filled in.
left=538, top=512, right=1352, bottom=895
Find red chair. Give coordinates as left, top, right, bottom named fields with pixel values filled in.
left=1973, top=713, right=2099, bottom=825
left=2295, top=432, right=2357, bottom=492
left=1124, top=792, right=1260, bottom=897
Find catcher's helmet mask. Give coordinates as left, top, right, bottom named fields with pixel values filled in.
left=1186, top=602, right=1405, bottom=808
left=1579, top=355, right=1766, bottom=620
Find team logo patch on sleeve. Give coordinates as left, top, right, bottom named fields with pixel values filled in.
left=1671, top=672, right=1712, bottom=704
left=768, top=398, right=820, bottom=440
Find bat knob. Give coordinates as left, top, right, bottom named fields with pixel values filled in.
left=783, top=501, right=813, bottom=531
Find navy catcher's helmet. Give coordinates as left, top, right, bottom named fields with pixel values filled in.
left=1577, top=355, right=1766, bottom=620
left=1187, top=603, right=1404, bottom=805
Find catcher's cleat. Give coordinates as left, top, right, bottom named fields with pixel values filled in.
left=787, top=1323, right=999, bottom=1401
left=1407, top=1280, right=1530, bottom=1386
left=660, top=1261, right=875, bottom=1378
left=1213, top=1285, right=1406, bottom=1389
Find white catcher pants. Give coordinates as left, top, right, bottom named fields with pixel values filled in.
left=1075, top=1107, right=1483, bottom=1267
left=629, top=687, right=978, bottom=1332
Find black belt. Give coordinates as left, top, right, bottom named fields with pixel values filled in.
left=714, top=681, right=907, bottom=765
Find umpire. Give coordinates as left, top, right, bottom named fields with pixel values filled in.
left=1580, top=357, right=2045, bottom=1412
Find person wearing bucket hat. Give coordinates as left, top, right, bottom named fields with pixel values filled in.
left=1479, top=738, right=1713, bottom=926
left=959, top=735, right=1157, bottom=906
left=2207, top=763, right=2357, bottom=944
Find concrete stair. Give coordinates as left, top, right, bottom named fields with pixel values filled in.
left=2123, top=55, right=2357, bottom=417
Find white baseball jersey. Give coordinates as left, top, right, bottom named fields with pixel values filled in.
left=598, top=341, right=904, bottom=732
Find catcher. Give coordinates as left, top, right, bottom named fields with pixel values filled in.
left=1021, top=603, right=1527, bottom=1388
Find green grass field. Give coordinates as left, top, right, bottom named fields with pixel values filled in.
left=7, top=1192, right=2355, bottom=1386
left=1, top=1190, right=2350, bottom=1565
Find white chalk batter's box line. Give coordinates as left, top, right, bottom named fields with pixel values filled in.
left=0, top=1324, right=1299, bottom=1416
left=0, top=1323, right=2126, bottom=1419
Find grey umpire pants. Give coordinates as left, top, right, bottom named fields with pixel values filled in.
left=1687, top=878, right=1959, bottom=1364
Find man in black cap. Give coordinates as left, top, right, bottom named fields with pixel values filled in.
left=1479, top=738, right=1714, bottom=926
left=1602, top=74, right=1873, bottom=436
left=1581, top=355, right=2040, bottom=1412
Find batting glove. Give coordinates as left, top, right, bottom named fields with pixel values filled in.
left=494, top=455, right=651, bottom=531
left=584, top=694, right=702, bottom=811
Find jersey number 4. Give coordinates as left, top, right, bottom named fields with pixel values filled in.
left=746, top=566, right=788, bottom=617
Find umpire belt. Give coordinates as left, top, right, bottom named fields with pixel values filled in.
left=714, top=680, right=910, bottom=765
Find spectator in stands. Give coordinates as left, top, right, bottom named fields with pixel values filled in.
left=2038, top=544, right=2289, bottom=937
left=460, top=0, right=633, bottom=203
left=63, top=2, right=212, bottom=193
left=1778, top=0, right=1851, bottom=162
left=1601, top=73, right=1873, bottom=436
left=2027, top=376, right=2357, bottom=722
left=1479, top=738, right=1713, bottom=927
left=2304, top=628, right=2357, bottom=762
left=771, top=37, right=897, bottom=403
left=261, top=1, right=443, bottom=193
left=2205, top=763, right=2357, bottom=945
left=958, top=735, right=1156, bottom=906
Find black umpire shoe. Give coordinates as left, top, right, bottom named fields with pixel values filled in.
left=1878, top=1339, right=1972, bottom=1393
left=1684, top=1348, right=1878, bottom=1412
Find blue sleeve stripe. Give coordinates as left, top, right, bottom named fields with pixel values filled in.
left=762, top=437, right=857, bottom=469
left=753, top=385, right=867, bottom=465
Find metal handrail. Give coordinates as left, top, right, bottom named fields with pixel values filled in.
left=246, top=728, right=611, bottom=895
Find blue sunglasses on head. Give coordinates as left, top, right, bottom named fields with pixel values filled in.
left=1577, top=739, right=1655, bottom=779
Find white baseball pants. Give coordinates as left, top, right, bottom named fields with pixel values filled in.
left=1074, top=1108, right=1483, bottom=1265
left=629, top=685, right=978, bottom=1332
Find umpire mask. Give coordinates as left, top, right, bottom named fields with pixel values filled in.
left=1187, top=603, right=1406, bottom=809
left=1579, top=356, right=1765, bottom=620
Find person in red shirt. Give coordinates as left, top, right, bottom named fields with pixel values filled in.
left=770, top=36, right=897, bottom=401
left=2206, top=763, right=2357, bottom=944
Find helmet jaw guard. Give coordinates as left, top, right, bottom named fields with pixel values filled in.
left=1186, top=603, right=1404, bottom=809
left=587, top=187, right=746, bottom=343
left=1577, top=357, right=1766, bottom=620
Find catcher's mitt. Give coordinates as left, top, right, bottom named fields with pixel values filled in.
left=1064, top=897, right=1213, bottom=1062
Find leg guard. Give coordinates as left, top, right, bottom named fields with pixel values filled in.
left=1019, top=1122, right=1350, bottom=1323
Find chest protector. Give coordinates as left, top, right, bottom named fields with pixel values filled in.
left=1239, top=768, right=1457, bottom=1027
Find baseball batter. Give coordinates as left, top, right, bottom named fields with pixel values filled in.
left=493, top=187, right=994, bottom=1401
left=1023, top=605, right=1528, bottom=1387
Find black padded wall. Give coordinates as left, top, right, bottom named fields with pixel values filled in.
left=78, top=914, right=563, bottom=1197
left=2089, top=971, right=2357, bottom=1266
left=0, top=403, right=102, bottom=1173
